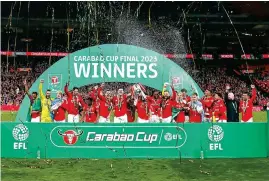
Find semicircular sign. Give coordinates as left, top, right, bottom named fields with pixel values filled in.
left=16, top=44, right=203, bottom=122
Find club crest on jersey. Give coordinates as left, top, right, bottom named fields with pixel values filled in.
left=57, top=130, right=83, bottom=145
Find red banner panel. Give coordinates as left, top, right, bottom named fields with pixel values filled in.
left=262, top=54, right=269, bottom=59
left=220, top=54, right=234, bottom=59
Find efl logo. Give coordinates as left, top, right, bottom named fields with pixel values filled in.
left=12, top=124, right=29, bottom=150
left=58, top=130, right=83, bottom=145
left=208, top=125, right=224, bottom=151
left=163, top=127, right=187, bottom=148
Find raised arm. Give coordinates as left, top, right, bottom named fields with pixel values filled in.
left=79, top=96, right=86, bottom=108
left=171, top=87, right=177, bottom=101
left=23, top=79, right=31, bottom=98
left=89, top=85, right=98, bottom=101
left=97, top=87, right=106, bottom=102
left=250, top=85, right=257, bottom=102
left=64, top=83, right=72, bottom=97
left=39, top=80, right=45, bottom=100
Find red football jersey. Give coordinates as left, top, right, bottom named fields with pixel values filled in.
left=97, top=88, right=113, bottom=118
left=240, top=88, right=257, bottom=122
left=212, top=99, right=227, bottom=120
left=84, top=103, right=98, bottom=123
left=112, top=95, right=128, bottom=117
left=201, top=96, right=214, bottom=118
left=54, top=101, right=67, bottom=121
left=64, top=85, right=86, bottom=115
left=161, top=99, right=174, bottom=118
left=173, top=101, right=185, bottom=123
left=136, top=100, right=150, bottom=120
left=147, top=96, right=161, bottom=117
left=188, top=101, right=203, bottom=123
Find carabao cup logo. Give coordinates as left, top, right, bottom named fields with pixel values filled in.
left=57, top=130, right=83, bottom=145
left=208, top=125, right=224, bottom=142
left=12, top=124, right=29, bottom=141
left=51, top=76, right=59, bottom=84
left=48, top=74, right=62, bottom=92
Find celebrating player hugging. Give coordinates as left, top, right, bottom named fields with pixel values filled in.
left=24, top=79, right=257, bottom=123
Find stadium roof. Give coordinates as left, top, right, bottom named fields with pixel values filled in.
left=1, top=1, right=269, bottom=55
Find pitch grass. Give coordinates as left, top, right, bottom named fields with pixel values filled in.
left=2, top=158, right=269, bottom=181
left=0, top=111, right=268, bottom=122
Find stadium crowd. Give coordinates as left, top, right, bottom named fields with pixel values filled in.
left=1, top=58, right=268, bottom=108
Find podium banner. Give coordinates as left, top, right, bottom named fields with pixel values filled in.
left=1, top=122, right=268, bottom=159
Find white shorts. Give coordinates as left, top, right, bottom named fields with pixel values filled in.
left=68, top=114, right=79, bottom=123
left=137, top=117, right=149, bottom=123
left=185, top=116, right=189, bottom=123
left=98, top=116, right=110, bottom=123
left=54, top=120, right=65, bottom=123
left=218, top=120, right=227, bottom=123
left=241, top=118, right=253, bottom=123
left=31, top=116, right=40, bottom=123
left=162, top=116, right=172, bottom=123
left=150, top=115, right=160, bottom=123
left=114, top=114, right=128, bottom=123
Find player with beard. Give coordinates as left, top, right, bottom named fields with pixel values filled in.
left=51, top=91, right=66, bottom=123
left=147, top=91, right=162, bottom=123
left=24, top=79, right=41, bottom=122
left=39, top=80, right=54, bottom=122
left=64, top=83, right=86, bottom=123
left=212, top=93, right=227, bottom=123
left=82, top=98, right=98, bottom=123
left=112, top=88, right=131, bottom=123
left=135, top=95, right=150, bottom=123
left=97, top=83, right=113, bottom=123
left=240, top=84, right=257, bottom=122
left=161, top=87, right=176, bottom=123
left=185, top=93, right=203, bottom=123
left=201, top=89, right=214, bottom=122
